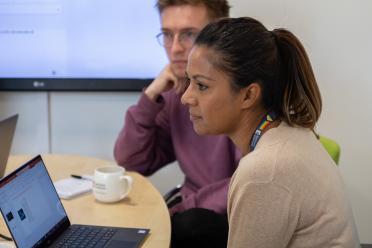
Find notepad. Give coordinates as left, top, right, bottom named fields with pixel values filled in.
left=54, top=177, right=93, bottom=199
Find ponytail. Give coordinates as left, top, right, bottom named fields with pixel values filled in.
left=272, top=29, right=322, bottom=129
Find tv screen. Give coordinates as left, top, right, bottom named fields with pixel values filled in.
left=0, top=0, right=167, bottom=91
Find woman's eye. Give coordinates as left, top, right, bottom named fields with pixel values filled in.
left=197, top=83, right=208, bottom=91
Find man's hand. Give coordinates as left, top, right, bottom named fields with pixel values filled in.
left=145, top=65, right=185, bottom=102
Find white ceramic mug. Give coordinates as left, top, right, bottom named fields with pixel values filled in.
left=93, top=166, right=133, bottom=203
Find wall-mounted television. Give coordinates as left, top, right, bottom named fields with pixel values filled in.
left=0, top=0, right=167, bottom=91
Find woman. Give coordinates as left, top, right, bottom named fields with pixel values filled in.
left=181, top=17, right=359, bottom=247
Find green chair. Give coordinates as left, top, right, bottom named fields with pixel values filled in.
left=319, top=135, right=341, bottom=165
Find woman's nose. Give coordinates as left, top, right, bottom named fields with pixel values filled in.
left=181, top=83, right=195, bottom=106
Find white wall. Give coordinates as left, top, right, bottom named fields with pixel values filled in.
left=230, top=0, right=372, bottom=242
left=50, top=92, right=139, bottom=159
left=1, top=0, right=371, bottom=243
left=0, top=92, right=49, bottom=154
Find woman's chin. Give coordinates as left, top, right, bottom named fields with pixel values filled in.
left=193, top=125, right=207, bottom=136
left=193, top=125, right=217, bottom=136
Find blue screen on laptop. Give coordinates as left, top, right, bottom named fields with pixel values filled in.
left=0, top=159, right=67, bottom=248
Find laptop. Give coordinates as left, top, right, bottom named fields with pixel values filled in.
left=0, top=114, right=18, bottom=178
left=0, top=155, right=149, bottom=248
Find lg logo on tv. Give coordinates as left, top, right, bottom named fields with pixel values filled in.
left=33, top=81, right=45, bottom=88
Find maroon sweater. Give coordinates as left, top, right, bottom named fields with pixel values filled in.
left=114, top=89, right=240, bottom=215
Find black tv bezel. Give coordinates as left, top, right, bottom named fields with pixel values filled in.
left=0, top=78, right=152, bottom=91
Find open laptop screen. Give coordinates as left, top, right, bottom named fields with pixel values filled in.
left=0, top=156, right=67, bottom=248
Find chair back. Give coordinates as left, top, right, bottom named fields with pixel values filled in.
left=319, top=135, right=341, bottom=165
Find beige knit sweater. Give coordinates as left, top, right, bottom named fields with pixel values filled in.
left=227, top=122, right=359, bottom=247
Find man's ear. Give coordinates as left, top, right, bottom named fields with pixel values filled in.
left=240, top=82, right=262, bottom=110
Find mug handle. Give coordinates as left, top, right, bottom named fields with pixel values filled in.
left=119, top=175, right=133, bottom=200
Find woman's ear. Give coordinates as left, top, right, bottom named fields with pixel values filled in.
left=240, top=82, right=262, bottom=110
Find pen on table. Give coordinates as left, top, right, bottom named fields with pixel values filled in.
left=71, top=174, right=93, bottom=181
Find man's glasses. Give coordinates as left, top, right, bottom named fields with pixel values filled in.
left=156, top=30, right=199, bottom=48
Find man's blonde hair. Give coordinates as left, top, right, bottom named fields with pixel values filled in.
left=156, top=0, right=230, bottom=19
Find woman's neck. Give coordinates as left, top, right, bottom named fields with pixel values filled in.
left=229, top=109, right=279, bottom=156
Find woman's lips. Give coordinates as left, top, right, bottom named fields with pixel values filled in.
left=189, top=114, right=202, bottom=121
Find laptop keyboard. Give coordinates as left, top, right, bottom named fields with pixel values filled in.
left=55, top=225, right=117, bottom=248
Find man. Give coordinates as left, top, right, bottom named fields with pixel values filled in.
left=114, top=1, right=238, bottom=247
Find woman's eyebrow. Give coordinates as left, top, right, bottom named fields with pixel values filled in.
left=193, top=74, right=215, bottom=81
left=186, top=71, right=215, bottom=81
left=192, top=74, right=215, bottom=81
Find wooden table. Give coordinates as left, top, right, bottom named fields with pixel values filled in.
left=0, top=154, right=171, bottom=248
